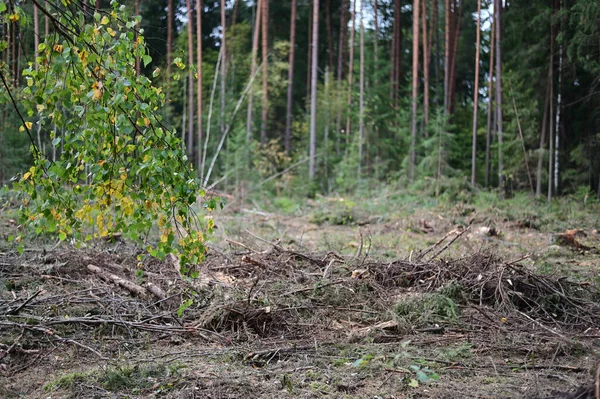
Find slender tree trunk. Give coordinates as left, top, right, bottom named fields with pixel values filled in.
left=45, top=1, right=49, bottom=37
left=326, top=0, right=334, bottom=73
left=358, top=0, right=365, bottom=177
left=167, top=0, right=173, bottom=108
left=95, top=0, right=101, bottom=10
left=410, top=0, right=420, bottom=181
left=494, top=0, right=503, bottom=190
left=186, top=0, right=195, bottom=160
left=309, top=0, right=319, bottom=181
left=284, top=0, right=297, bottom=156
left=373, top=0, right=378, bottom=66
left=246, top=0, right=262, bottom=142
left=485, top=15, right=495, bottom=187
left=448, top=0, right=462, bottom=114
left=135, top=0, right=141, bottom=75
left=34, top=3, right=39, bottom=71
left=554, top=0, right=563, bottom=196
left=344, top=0, right=356, bottom=157
left=390, top=0, right=398, bottom=101
left=306, top=0, right=313, bottom=109
left=433, top=0, right=440, bottom=106
left=197, top=0, right=204, bottom=175
left=232, top=0, right=240, bottom=26
left=444, top=0, right=450, bottom=114
left=422, top=0, right=429, bottom=130
left=260, top=0, right=269, bottom=145
left=536, top=78, right=550, bottom=197
left=335, top=0, right=347, bottom=155
left=220, top=0, right=227, bottom=140
left=471, top=0, right=481, bottom=186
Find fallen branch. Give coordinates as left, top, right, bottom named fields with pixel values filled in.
left=87, top=264, right=146, bottom=297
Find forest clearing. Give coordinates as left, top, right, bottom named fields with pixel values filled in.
left=2, top=0, right=600, bottom=397
left=1, top=193, right=600, bottom=398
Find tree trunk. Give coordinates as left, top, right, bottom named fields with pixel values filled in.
left=554, top=0, right=563, bottom=196
left=309, top=0, right=319, bottom=181
left=326, top=0, right=334, bottom=73
left=471, top=0, right=481, bottom=186
left=167, top=0, right=173, bottom=103
left=34, top=2, right=39, bottom=71
left=220, top=0, right=227, bottom=140
left=373, top=0, right=378, bottom=66
left=96, top=0, right=101, bottom=10
left=344, top=0, right=356, bottom=157
left=196, top=0, right=203, bottom=175
left=422, top=0, right=429, bottom=130
left=186, top=0, right=195, bottom=160
left=260, top=0, right=269, bottom=145
left=536, top=75, right=550, bottom=197
left=358, top=0, right=365, bottom=177
left=485, top=15, right=495, bottom=187
left=443, top=0, right=450, bottom=114
left=306, top=0, right=313, bottom=110
left=335, top=0, right=347, bottom=155
left=448, top=0, right=462, bottom=114
left=284, top=0, right=297, bottom=156
left=433, top=0, right=440, bottom=106
left=410, top=0, right=420, bottom=181
left=135, top=0, right=141, bottom=75
left=246, top=0, right=262, bottom=142
left=45, top=1, right=49, bottom=37
left=494, top=0, right=503, bottom=190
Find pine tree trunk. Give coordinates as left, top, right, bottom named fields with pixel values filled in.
left=485, top=16, right=495, bottom=187
left=306, top=1, right=313, bottom=110
left=45, top=1, right=49, bottom=36
left=373, top=0, right=378, bottom=65
left=471, top=0, right=481, bottom=186
left=335, top=0, right=347, bottom=155
left=309, top=0, right=319, bottom=181
left=495, top=0, right=503, bottom=190
left=284, top=0, right=297, bottom=156
left=411, top=0, right=420, bottom=181
left=443, top=0, right=450, bottom=114
left=220, top=0, right=227, bottom=140
left=186, top=0, right=195, bottom=160
left=358, top=0, right=365, bottom=177
left=260, top=0, right=269, bottom=145
left=448, top=0, right=462, bottom=114
left=196, top=0, right=203, bottom=175
left=246, top=0, right=262, bottom=142
left=536, top=75, right=550, bottom=197
left=422, top=0, right=429, bottom=130
left=390, top=0, right=398, bottom=101
left=326, top=0, right=334, bottom=73
left=344, top=0, right=356, bottom=158
left=433, top=0, right=440, bottom=106
left=96, top=0, right=101, bottom=10
left=167, top=0, right=173, bottom=108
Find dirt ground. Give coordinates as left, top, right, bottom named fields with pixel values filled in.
left=1, top=195, right=600, bottom=398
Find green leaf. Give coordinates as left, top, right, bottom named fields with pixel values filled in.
left=59, top=232, right=67, bottom=241
left=142, top=54, right=152, bottom=67
left=0, top=2, right=6, bottom=12
left=408, top=379, right=419, bottom=388
left=416, top=370, right=429, bottom=383
left=17, top=245, right=24, bottom=255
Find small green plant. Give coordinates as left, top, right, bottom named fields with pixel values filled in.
left=393, top=293, right=459, bottom=332
left=405, top=364, right=440, bottom=388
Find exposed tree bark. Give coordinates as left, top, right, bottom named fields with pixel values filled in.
left=309, top=0, right=319, bottom=181
left=197, top=0, right=203, bottom=175
left=471, top=0, right=481, bottom=186
left=494, top=0, right=503, bottom=190
left=306, top=0, right=313, bottom=109
left=344, top=0, right=357, bottom=158
left=433, top=0, right=440, bottom=106
left=232, top=0, right=240, bottom=26
left=411, top=0, right=420, bottom=180
left=536, top=76, right=550, bottom=197
left=246, top=0, right=262, bottom=142
left=422, top=0, right=429, bottom=130
left=326, top=0, right=334, bottom=73
left=186, top=0, right=195, bottom=160
left=358, top=0, right=365, bottom=177
left=260, top=0, right=269, bottom=145
left=485, top=15, right=495, bottom=187
left=284, top=0, right=297, bottom=156
left=95, top=0, right=101, bottom=11
left=220, top=0, right=227, bottom=140
left=45, top=1, right=49, bottom=37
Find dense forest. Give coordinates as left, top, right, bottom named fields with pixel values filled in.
left=1, top=0, right=599, bottom=200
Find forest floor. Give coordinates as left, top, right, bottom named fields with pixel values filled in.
left=1, top=191, right=600, bottom=398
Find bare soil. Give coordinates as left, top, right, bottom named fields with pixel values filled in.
left=1, top=198, right=600, bottom=398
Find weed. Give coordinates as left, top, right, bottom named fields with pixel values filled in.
left=393, top=293, right=459, bottom=332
